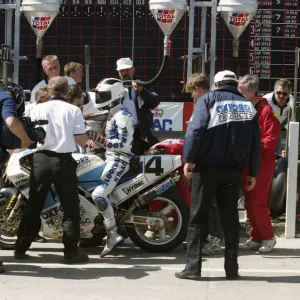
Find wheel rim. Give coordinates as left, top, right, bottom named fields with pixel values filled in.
left=133, top=197, right=183, bottom=246
left=0, top=196, right=20, bottom=246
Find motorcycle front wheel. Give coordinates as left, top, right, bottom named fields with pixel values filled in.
left=127, top=188, right=189, bottom=253
left=0, top=192, right=21, bottom=250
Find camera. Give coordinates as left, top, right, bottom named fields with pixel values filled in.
left=0, top=117, right=48, bottom=150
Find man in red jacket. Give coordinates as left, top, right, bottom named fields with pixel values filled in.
left=238, top=75, right=280, bottom=253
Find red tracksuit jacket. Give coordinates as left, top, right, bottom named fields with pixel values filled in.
left=256, top=97, right=281, bottom=160
left=243, top=97, right=281, bottom=241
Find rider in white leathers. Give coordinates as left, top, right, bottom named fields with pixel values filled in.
left=87, top=78, right=134, bottom=257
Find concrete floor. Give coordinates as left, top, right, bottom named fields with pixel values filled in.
left=1, top=238, right=300, bottom=300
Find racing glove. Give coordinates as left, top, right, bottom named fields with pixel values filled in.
left=86, top=130, right=106, bottom=147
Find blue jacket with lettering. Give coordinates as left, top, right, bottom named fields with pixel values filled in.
left=183, top=85, right=261, bottom=177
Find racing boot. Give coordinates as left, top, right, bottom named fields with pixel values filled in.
left=100, top=218, right=123, bottom=258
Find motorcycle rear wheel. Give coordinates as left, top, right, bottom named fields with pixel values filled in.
left=127, top=188, right=189, bottom=253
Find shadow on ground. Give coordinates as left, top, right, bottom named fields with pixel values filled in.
left=3, top=264, right=161, bottom=280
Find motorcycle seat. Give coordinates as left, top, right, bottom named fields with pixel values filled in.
left=19, top=152, right=34, bottom=173
left=117, top=156, right=141, bottom=185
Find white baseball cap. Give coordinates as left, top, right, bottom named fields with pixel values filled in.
left=214, top=70, right=237, bottom=84
left=116, top=58, right=133, bottom=71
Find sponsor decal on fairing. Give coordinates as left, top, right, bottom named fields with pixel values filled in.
left=122, top=180, right=145, bottom=196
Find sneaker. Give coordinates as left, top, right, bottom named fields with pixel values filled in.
left=175, top=269, right=201, bottom=281
left=202, top=241, right=222, bottom=255
left=259, top=237, right=276, bottom=254
left=239, top=240, right=261, bottom=251
left=202, top=235, right=222, bottom=255
left=144, top=230, right=157, bottom=240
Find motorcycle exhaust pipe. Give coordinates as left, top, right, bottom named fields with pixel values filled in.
left=134, top=176, right=176, bottom=208
left=118, top=175, right=179, bottom=225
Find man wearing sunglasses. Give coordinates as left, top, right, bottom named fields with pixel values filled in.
left=263, top=79, right=293, bottom=124
left=264, top=79, right=293, bottom=155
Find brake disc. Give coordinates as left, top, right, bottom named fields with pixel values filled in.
left=0, top=210, right=21, bottom=237
left=147, top=211, right=167, bottom=231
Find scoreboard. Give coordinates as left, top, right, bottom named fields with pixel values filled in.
left=248, top=0, right=299, bottom=95
left=0, top=0, right=299, bottom=101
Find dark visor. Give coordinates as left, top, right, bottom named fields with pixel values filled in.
left=95, top=90, right=112, bottom=104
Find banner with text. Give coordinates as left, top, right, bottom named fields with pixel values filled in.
left=152, top=102, right=184, bottom=131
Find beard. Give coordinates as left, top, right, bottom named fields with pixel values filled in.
left=122, top=75, right=131, bottom=81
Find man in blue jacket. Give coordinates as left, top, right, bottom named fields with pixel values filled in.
left=0, top=85, right=33, bottom=273
left=175, top=70, right=261, bottom=281
left=0, top=85, right=33, bottom=149
left=116, top=58, right=160, bottom=154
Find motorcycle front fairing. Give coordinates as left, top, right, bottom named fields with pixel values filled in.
left=6, top=150, right=103, bottom=240
left=6, top=149, right=35, bottom=199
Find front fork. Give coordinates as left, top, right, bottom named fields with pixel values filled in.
left=6, top=193, right=24, bottom=220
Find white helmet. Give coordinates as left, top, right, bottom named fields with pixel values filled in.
left=95, top=78, right=125, bottom=110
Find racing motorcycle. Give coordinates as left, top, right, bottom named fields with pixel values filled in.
left=0, top=148, right=189, bottom=253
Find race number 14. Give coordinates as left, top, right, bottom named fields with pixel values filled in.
left=145, top=156, right=164, bottom=176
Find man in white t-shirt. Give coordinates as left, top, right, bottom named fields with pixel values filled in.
left=30, top=55, right=75, bottom=103
left=25, top=86, right=51, bottom=118
left=15, top=77, right=89, bottom=264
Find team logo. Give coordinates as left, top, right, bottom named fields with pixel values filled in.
left=216, top=103, right=253, bottom=123
left=228, top=13, right=250, bottom=27
left=31, top=16, right=52, bottom=30
left=156, top=9, right=175, bottom=24
left=152, top=107, right=164, bottom=118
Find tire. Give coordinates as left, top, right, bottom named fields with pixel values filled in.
left=0, top=189, right=21, bottom=250
left=269, top=157, right=287, bottom=216
left=127, top=187, right=189, bottom=253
